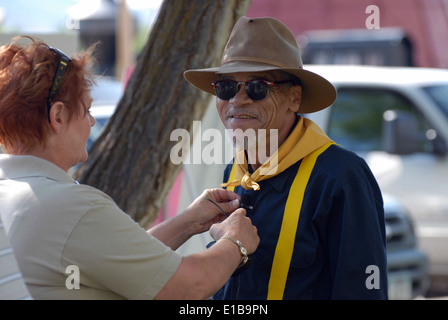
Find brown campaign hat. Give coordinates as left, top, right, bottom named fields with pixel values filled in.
left=184, top=16, right=337, bottom=114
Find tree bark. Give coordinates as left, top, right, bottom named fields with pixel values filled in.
left=74, top=0, right=252, bottom=228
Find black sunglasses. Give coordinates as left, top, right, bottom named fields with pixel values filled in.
left=211, top=79, right=293, bottom=101
left=46, top=47, right=72, bottom=122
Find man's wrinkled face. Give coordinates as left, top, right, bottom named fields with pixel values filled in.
left=216, top=71, right=302, bottom=150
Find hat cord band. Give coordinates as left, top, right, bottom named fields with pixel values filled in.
left=222, top=56, right=300, bottom=70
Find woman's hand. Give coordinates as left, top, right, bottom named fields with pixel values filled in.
left=148, top=188, right=241, bottom=250
left=183, top=188, right=241, bottom=235
left=210, top=208, right=259, bottom=255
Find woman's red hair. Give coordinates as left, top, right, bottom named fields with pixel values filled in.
left=0, top=36, right=96, bottom=153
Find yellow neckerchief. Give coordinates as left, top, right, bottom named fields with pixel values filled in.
left=221, top=117, right=333, bottom=191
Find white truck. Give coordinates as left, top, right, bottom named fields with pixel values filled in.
left=306, top=65, right=448, bottom=296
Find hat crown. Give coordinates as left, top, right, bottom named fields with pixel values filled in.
left=221, top=17, right=303, bottom=70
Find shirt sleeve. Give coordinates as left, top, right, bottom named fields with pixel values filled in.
left=321, top=154, right=388, bottom=299
left=62, top=197, right=182, bottom=300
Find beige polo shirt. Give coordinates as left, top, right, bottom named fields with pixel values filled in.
left=0, top=154, right=182, bottom=299
left=0, top=216, right=32, bottom=300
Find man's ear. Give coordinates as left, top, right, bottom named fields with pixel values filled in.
left=48, top=102, right=67, bottom=133
left=289, top=85, right=302, bottom=113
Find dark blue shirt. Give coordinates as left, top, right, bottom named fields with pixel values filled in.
left=213, top=145, right=388, bottom=300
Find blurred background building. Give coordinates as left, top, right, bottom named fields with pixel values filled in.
left=0, top=0, right=161, bottom=81
left=1, top=0, right=447, bottom=81
left=248, top=0, right=448, bottom=68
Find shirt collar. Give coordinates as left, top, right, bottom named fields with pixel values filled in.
left=0, top=154, right=76, bottom=184
left=260, top=166, right=292, bottom=193
left=245, top=151, right=293, bottom=193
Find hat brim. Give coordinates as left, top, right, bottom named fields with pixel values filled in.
left=184, top=61, right=337, bottom=114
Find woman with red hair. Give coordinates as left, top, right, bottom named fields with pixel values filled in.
left=0, top=37, right=259, bottom=300
left=0, top=37, right=95, bottom=159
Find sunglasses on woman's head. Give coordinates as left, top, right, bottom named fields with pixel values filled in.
left=46, top=47, right=72, bottom=122
left=211, top=79, right=293, bottom=101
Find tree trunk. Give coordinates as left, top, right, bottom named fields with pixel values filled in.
left=74, top=0, right=252, bottom=228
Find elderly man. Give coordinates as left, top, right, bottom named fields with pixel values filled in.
left=184, top=16, right=388, bottom=299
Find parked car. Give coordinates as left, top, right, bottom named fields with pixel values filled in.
left=87, top=77, right=123, bottom=149
left=306, top=65, right=448, bottom=295
left=383, top=193, right=429, bottom=299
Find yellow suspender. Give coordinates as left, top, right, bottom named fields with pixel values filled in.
left=226, top=164, right=236, bottom=192
left=224, top=142, right=333, bottom=300
left=267, top=142, right=333, bottom=299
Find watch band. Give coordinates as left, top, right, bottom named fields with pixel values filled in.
left=221, top=236, right=249, bottom=266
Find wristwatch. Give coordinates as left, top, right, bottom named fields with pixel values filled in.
left=221, top=236, right=249, bottom=266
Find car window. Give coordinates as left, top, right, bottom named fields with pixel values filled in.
left=423, top=85, right=448, bottom=117
left=327, top=87, right=433, bottom=152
